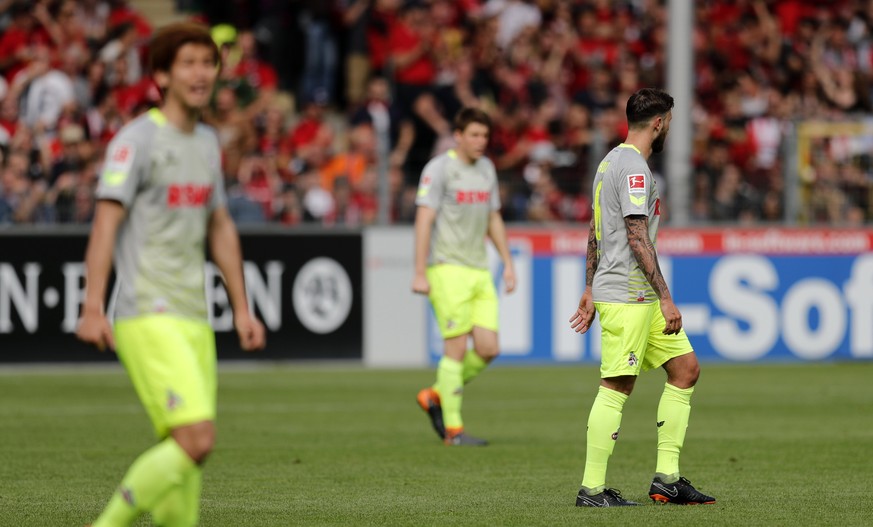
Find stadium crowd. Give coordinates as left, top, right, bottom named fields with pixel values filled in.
left=0, top=0, right=871, bottom=226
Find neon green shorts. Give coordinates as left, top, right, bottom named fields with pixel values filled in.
left=114, top=314, right=217, bottom=438
left=427, top=264, right=498, bottom=339
left=594, top=301, right=693, bottom=378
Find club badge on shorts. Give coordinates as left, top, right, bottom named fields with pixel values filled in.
left=628, top=352, right=638, bottom=367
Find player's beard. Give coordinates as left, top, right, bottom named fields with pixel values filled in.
left=652, top=130, right=667, bottom=153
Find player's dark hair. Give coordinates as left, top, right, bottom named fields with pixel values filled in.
left=453, top=107, right=491, bottom=133
left=149, top=22, right=219, bottom=74
left=626, top=88, right=674, bottom=128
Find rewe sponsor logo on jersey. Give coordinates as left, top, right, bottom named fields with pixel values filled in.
left=455, top=190, right=490, bottom=204
left=167, top=183, right=213, bottom=208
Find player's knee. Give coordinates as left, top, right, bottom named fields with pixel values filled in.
left=602, top=376, right=635, bottom=395
left=672, top=361, right=700, bottom=388
left=477, top=343, right=499, bottom=361
left=687, top=361, right=700, bottom=387
left=190, top=431, right=215, bottom=463
left=173, top=422, right=216, bottom=464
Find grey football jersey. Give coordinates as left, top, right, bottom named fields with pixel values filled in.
left=96, top=108, right=226, bottom=321
left=415, top=150, right=500, bottom=269
left=591, top=143, right=661, bottom=304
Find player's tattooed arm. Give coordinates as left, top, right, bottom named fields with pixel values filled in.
left=585, top=216, right=598, bottom=287
left=624, top=215, right=671, bottom=301
left=570, top=216, right=598, bottom=334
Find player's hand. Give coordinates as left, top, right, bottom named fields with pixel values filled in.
left=660, top=299, right=683, bottom=335
left=76, top=309, right=116, bottom=352
left=235, top=313, right=266, bottom=352
left=569, top=289, right=595, bottom=334
left=503, top=264, right=517, bottom=294
left=411, top=274, right=430, bottom=295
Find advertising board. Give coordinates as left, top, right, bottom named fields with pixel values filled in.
left=0, top=230, right=362, bottom=362
left=426, top=228, right=873, bottom=363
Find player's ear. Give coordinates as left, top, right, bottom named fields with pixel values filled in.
left=154, top=70, right=169, bottom=90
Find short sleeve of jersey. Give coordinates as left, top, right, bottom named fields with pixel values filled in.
left=619, top=165, right=652, bottom=218
left=96, top=130, right=147, bottom=207
left=206, top=130, right=227, bottom=211
left=415, top=156, right=447, bottom=210
left=486, top=158, right=501, bottom=211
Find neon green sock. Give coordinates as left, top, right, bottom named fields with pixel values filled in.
left=655, top=383, right=694, bottom=481
left=151, top=464, right=202, bottom=527
left=435, top=357, right=464, bottom=430
left=92, top=438, right=195, bottom=527
left=581, top=386, right=628, bottom=493
left=462, top=350, right=489, bottom=384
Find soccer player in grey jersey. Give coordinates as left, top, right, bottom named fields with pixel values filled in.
left=413, top=107, right=516, bottom=446
left=569, top=88, right=716, bottom=507
left=76, top=23, right=265, bottom=526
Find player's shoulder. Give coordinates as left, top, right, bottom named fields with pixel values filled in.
left=607, top=146, right=649, bottom=176
left=112, top=110, right=162, bottom=145
left=195, top=121, right=219, bottom=142
left=475, top=155, right=496, bottom=175
left=423, top=151, right=451, bottom=174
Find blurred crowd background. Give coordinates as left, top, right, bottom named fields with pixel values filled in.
left=1, top=0, right=872, bottom=227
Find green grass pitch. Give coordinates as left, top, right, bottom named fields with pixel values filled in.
left=1, top=362, right=872, bottom=526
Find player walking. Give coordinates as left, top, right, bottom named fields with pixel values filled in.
left=413, top=107, right=516, bottom=446
left=569, top=88, right=716, bottom=506
left=76, top=23, right=266, bottom=526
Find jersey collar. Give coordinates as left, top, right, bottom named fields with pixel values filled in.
left=618, top=143, right=641, bottom=154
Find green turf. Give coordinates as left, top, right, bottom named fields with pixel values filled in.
left=1, top=362, right=872, bottom=526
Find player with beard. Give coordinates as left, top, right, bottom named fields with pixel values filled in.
left=569, top=88, right=716, bottom=506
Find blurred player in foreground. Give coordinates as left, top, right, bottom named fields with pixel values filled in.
left=412, top=107, right=516, bottom=446
left=569, top=88, right=716, bottom=507
left=76, top=22, right=265, bottom=526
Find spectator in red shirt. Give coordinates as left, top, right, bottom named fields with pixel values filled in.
left=389, top=1, right=437, bottom=108
left=366, top=0, right=402, bottom=73
left=280, top=90, right=334, bottom=173
left=232, top=30, right=278, bottom=91
left=251, top=96, right=293, bottom=188
left=0, top=96, right=20, bottom=140
left=37, top=0, right=90, bottom=53
left=230, top=29, right=279, bottom=118
left=108, top=55, right=157, bottom=119
left=330, top=175, right=371, bottom=225
left=107, top=0, right=152, bottom=40
left=0, top=2, right=38, bottom=82
left=237, top=155, right=282, bottom=219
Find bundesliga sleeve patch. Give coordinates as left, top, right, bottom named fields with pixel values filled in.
left=102, top=141, right=136, bottom=185
left=417, top=173, right=432, bottom=198
left=627, top=174, right=646, bottom=194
